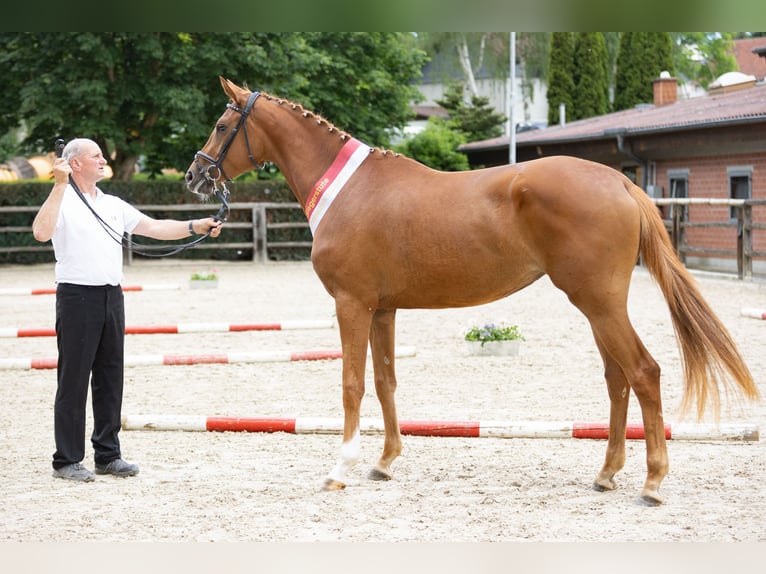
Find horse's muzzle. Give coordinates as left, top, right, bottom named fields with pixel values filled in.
left=184, top=167, right=213, bottom=198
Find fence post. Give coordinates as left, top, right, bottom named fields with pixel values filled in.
left=124, top=234, right=133, bottom=266
left=252, top=204, right=266, bottom=263
left=672, top=204, right=687, bottom=263
left=740, top=203, right=753, bottom=280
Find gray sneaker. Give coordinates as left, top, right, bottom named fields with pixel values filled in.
left=52, top=463, right=96, bottom=482
left=95, top=459, right=139, bottom=477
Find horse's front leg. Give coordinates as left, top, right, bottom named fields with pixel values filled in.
left=322, top=296, right=374, bottom=491
left=367, top=308, right=402, bottom=481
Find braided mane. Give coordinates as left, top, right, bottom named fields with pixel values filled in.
left=258, top=91, right=398, bottom=156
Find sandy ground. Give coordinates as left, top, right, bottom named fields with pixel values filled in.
left=1, top=259, right=765, bottom=548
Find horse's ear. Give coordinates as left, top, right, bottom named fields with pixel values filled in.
left=220, top=77, right=238, bottom=101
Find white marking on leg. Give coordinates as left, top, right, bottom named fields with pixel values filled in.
left=327, top=427, right=361, bottom=484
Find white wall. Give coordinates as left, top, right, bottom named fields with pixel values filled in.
left=416, top=76, right=549, bottom=130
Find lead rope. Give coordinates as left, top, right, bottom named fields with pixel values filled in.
left=54, top=139, right=228, bottom=258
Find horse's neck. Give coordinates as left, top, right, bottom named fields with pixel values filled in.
left=256, top=100, right=349, bottom=207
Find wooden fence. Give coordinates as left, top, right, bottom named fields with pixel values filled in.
left=653, top=198, right=766, bottom=280
left=2, top=199, right=765, bottom=279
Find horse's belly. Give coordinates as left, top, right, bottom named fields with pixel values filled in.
left=380, top=259, right=543, bottom=309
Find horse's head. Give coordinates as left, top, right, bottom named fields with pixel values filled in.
left=185, top=77, right=264, bottom=199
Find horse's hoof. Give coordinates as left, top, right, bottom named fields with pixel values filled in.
left=322, top=478, right=347, bottom=491
left=367, top=467, right=392, bottom=482
left=636, top=491, right=663, bottom=506
left=592, top=477, right=617, bottom=492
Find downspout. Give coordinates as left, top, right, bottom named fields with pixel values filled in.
left=615, top=131, right=648, bottom=189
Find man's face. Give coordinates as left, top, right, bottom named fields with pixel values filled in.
left=71, top=142, right=107, bottom=182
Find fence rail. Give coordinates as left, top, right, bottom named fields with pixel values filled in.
left=2, top=198, right=765, bottom=279
left=652, top=198, right=766, bottom=280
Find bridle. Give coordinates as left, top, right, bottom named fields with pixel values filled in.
left=192, top=90, right=263, bottom=194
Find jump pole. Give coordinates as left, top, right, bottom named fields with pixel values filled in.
left=121, top=415, right=759, bottom=442
left=740, top=307, right=766, bottom=320
left=0, top=346, right=416, bottom=370
left=0, top=319, right=334, bottom=338
left=0, top=284, right=181, bottom=296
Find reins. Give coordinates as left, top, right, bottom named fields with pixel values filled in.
left=55, top=139, right=229, bottom=258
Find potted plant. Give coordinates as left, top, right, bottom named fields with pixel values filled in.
left=189, top=268, right=219, bottom=289
left=464, top=322, right=524, bottom=356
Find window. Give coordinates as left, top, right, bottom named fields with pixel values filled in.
left=728, top=166, right=752, bottom=220
left=621, top=166, right=638, bottom=185
left=667, top=169, right=688, bottom=220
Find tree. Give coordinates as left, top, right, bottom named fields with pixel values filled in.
left=0, top=32, right=427, bottom=180
left=394, top=118, right=469, bottom=171
left=572, top=33, right=610, bottom=121
left=436, top=83, right=507, bottom=142
left=671, top=32, right=738, bottom=89
left=417, top=33, right=503, bottom=98
left=296, top=32, right=427, bottom=149
left=546, top=32, right=575, bottom=126
left=415, top=32, right=549, bottom=110
left=613, top=32, right=674, bottom=111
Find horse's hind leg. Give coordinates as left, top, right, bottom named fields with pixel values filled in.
left=590, top=334, right=630, bottom=492
left=367, top=308, right=402, bottom=481
left=585, top=311, right=668, bottom=505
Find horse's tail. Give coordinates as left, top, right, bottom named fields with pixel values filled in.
left=626, top=183, right=760, bottom=420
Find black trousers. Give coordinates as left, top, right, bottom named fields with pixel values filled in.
left=52, top=283, right=125, bottom=469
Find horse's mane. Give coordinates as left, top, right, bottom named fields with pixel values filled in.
left=256, top=89, right=399, bottom=157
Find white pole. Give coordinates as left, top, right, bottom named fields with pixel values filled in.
left=508, top=32, right=516, bottom=165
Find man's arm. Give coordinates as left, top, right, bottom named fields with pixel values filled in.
left=132, top=215, right=223, bottom=240
left=32, top=159, right=70, bottom=243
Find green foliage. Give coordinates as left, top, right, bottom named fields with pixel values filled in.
left=546, top=32, right=576, bottom=126
left=436, top=83, right=506, bottom=142
left=0, top=32, right=426, bottom=181
left=465, top=322, right=525, bottom=347
left=572, top=33, right=610, bottom=121
left=189, top=269, right=218, bottom=281
left=671, top=32, right=738, bottom=89
left=394, top=118, right=469, bottom=172
left=298, top=33, right=427, bottom=148
left=613, top=33, right=674, bottom=111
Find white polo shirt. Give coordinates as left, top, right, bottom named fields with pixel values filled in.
left=52, top=185, right=143, bottom=286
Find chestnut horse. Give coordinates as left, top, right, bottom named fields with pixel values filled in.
left=185, top=77, right=759, bottom=505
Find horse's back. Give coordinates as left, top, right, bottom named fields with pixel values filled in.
left=313, top=154, right=642, bottom=309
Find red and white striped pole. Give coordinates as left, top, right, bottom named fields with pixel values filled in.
left=0, top=284, right=181, bottom=296
left=0, top=319, right=334, bottom=338
left=740, top=307, right=766, bottom=320
left=0, top=346, right=416, bottom=370
left=121, top=414, right=759, bottom=442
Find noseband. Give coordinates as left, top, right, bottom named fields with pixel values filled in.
left=193, top=90, right=263, bottom=194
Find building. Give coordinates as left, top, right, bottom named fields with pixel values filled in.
left=459, top=72, right=766, bottom=276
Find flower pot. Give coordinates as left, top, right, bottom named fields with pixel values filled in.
left=465, top=339, right=521, bottom=357
left=189, top=279, right=218, bottom=289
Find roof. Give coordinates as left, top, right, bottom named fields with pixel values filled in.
left=460, top=82, right=766, bottom=152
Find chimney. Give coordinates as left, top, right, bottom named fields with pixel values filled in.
left=652, top=71, right=677, bottom=106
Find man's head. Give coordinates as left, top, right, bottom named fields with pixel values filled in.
left=62, top=138, right=107, bottom=184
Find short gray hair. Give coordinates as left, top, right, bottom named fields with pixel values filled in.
left=62, top=138, right=97, bottom=162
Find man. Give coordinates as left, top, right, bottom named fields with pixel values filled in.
left=32, top=138, right=223, bottom=482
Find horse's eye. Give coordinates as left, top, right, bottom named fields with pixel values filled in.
left=216, top=124, right=227, bottom=133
